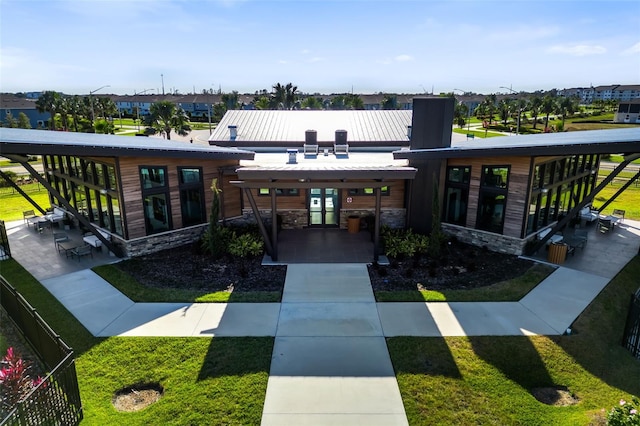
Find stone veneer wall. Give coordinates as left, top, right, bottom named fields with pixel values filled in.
left=441, top=223, right=530, bottom=255
left=117, top=224, right=208, bottom=257
left=236, top=208, right=406, bottom=230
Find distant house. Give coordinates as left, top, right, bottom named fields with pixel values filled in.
left=0, top=94, right=50, bottom=128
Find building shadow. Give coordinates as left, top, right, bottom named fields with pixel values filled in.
left=197, top=337, right=274, bottom=381
left=386, top=336, right=461, bottom=379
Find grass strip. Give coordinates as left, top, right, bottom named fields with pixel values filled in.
left=93, top=264, right=281, bottom=303
left=389, top=255, right=640, bottom=425
left=375, top=263, right=555, bottom=302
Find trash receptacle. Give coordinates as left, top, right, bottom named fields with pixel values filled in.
left=347, top=215, right=360, bottom=234
left=548, top=242, right=568, bottom=264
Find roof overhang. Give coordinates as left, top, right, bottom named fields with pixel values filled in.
left=0, top=128, right=255, bottom=160
left=393, top=128, right=640, bottom=160
left=236, top=166, right=417, bottom=181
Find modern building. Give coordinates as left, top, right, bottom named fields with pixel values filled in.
left=2, top=98, right=639, bottom=261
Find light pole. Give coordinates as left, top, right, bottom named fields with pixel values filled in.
left=134, top=88, right=153, bottom=131
left=453, top=88, right=472, bottom=134
left=500, top=86, right=521, bottom=135
left=90, top=85, right=110, bottom=130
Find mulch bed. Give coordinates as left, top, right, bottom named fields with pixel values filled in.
left=115, top=239, right=535, bottom=295
left=368, top=239, right=535, bottom=292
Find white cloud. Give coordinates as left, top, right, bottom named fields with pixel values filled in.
left=308, top=57, right=324, bottom=63
left=546, top=44, right=607, bottom=56
left=621, top=41, right=640, bottom=56
left=301, top=49, right=310, bottom=55
left=395, top=54, right=413, bottom=62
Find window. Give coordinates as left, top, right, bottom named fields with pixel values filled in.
left=140, top=166, right=171, bottom=234
left=444, top=166, right=471, bottom=226
left=258, top=188, right=299, bottom=196
left=348, top=186, right=390, bottom=196
left=178, top=167, right=205, bottom=226
left=477, top=165, right=510, bottom=233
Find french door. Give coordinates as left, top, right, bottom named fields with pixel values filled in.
left=308, top=188, right=339, bottom=227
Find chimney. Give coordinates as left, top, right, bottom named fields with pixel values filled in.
left=335, top=129, right=348, bottom=144
left=228, top=125, right=237, bottom=141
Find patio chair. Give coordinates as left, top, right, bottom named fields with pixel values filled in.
left=597, top=217, right=612, bottom=233
left=23, top=210, right=36, bottom=224
left=612, top=209, right=625, bottom=223
left=71, top=244, right=93, bottom=261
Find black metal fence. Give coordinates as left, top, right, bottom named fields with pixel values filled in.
left=622, top=288, right=640, bottom=359
left=0, top=221, right=10, bottom=261
left=0, top=277, right=82, bottom=425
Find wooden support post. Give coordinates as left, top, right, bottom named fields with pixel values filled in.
left=243, top=187, right=275, bottom=259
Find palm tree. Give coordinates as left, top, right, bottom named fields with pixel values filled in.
left=301, top=96, right=324, bottom=110
left=541, top=95, right=557, bottom=131
left=483, top=94, right=497, bottom=125
left=529, top=96, right=542, bottom=130
left=271, top=83, right=286, bottom=109
left=558, top=96, right=578, bottom=129
left=55, top=96, right=69, bottom=131
left=35, top=91, right=61, bottom=130
left=254, top=96, right=270, bottom=110
left=498, top=99, right=512, bottom=126
left=284, top=83, right=298, bottom=109
left=145, top=101, right=192, bottom=140
left=222, top=91, right=239, bottom=110
left=67, top=95, right=82, bottom=132
left=346, top=94, right=364, bottom=110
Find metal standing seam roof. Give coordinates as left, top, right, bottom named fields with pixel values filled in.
left=0, top=128, right=254, bottom=160
left=208, top=110, right=412, bottom=146
left=394, top=127, right=640, bottom=160
left=236, top=165, right=417, bottom=180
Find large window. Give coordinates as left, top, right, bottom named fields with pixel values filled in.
left=43, top=155, right=123, bottom=237
left=178, top=167, right=206, bottom=226
left=524, top=154, right=600, bottom=236
left=476, top=165, right=509, bottom=233
left=444, top=166, right=471, bottom=225
left=140, top=166, right=171, bottom=234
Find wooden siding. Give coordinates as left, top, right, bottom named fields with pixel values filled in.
left=118, top=156, right=240, bottom=239
left=245, top=180, right=405, bottom=211
left=221, top=174, right=243, bottom=217
left=447, top=156, right=532, bottom=238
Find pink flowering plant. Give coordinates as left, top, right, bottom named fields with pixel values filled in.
left=607, top=397, right=640, bottom=426
left=0, top=347, right=44, bottom=412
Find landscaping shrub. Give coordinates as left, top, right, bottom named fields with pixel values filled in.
left=606, top=397, right=640, bottom=425
left=0, top=347, right=43, bottom=414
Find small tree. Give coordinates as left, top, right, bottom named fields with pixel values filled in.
left=3, top=111, right=18, bottom=128
left=17, top=112, right=31, bottom=129
left=228, top=233, right=264, bottom=277
left=202, top=178, right=229, bottom=258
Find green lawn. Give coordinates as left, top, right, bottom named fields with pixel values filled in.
left=452, top=128, right=505, bottom=138
left=595, top=174, right=640, bottom=220
left=0, top=260, right=272, bottom=425
left=606, top=154, right=640, bottom=165
left=375, top=263, right=555, bottom=302
left=389, top=255, right=640, bottom=425
left=0, top=183, right=51, bottom=221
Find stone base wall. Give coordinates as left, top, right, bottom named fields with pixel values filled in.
left=118, top=224, right=208, bottom=257
left=339, top=209, right=406, bottom=230
left=441, top=223, right=530, bottom=255
left=236, top=208, right=406, bottom=230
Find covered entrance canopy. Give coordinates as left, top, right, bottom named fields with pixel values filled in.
left=232, top=165, right=417, bottom=262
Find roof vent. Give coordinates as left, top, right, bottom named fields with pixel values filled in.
left=228, top=125, right=237, bottom=141
left=335, top=129, right=348, bottom=144
left=287, top=149, right=298, bottom=164
left=305, top=130, right=317, bottom=144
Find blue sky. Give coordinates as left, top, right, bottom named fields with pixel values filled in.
left=1, top=0, right=639, bottom=96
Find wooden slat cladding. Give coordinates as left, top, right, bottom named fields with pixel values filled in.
left=221, top=174, right=243, bottom=217
left=118, top=156, right=240, bottom=239
left=447, top=156, right=531, bottom=238
left=245, top=180, right=405, bottom=210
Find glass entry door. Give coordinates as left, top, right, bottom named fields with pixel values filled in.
left=308, top=188, right=339, bottom=227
